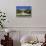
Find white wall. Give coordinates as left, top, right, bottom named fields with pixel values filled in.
left=0, top=0, right=46, bottom=27
left=0, top=0, right=46, bottom=31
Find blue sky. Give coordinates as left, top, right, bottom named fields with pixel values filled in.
left=16, top=6, right=32, bottom=10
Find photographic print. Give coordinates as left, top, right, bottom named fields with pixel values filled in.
left=16, top=6, right=32, bottom=16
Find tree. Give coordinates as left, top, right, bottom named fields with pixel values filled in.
left=0, top=10, right=6, bottom=28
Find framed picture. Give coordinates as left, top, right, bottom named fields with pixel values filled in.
left=16, top=6, right=32, bottom=17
